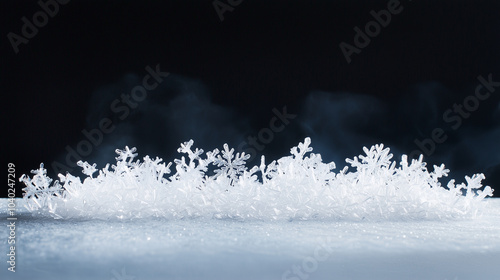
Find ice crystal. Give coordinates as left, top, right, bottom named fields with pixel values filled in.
left=20, top=138, right=494, bottom=220
left=213, top=143, right=250, bottom=186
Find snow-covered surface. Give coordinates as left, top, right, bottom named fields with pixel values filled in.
left=1, top=198, right=499, bottom=280
left=7, top=138, right=498, bottom=279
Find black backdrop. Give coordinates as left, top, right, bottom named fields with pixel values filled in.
left=2, top=0, right=500, bottom=198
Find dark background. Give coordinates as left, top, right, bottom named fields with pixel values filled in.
left=2, top=0, right=499, bottom=198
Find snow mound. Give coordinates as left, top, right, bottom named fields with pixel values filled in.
left=20, top=138, right=494, bottom=220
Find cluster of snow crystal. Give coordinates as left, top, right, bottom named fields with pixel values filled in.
left=20, top=138, right=494, bottom=220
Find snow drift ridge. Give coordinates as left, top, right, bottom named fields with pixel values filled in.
left=20, top=138, right=493, bottom=220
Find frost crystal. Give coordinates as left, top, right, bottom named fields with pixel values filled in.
left=20, top=138, right=494, bottom=220
left=213, top=144, right=250, bottom=186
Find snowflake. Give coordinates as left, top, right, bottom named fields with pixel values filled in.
left=213, top=143, right=250, bottom=186
left=115, top=146, right=138, bottom=164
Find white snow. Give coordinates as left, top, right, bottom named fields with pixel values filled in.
left=19, top=138, right=493, bottom=221
left=1, top=198, right=500, bottom=280
left=5, top=138, right=498, bottom=279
